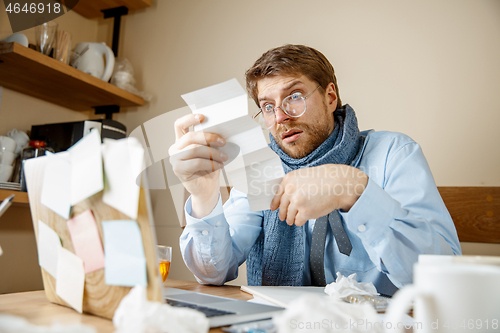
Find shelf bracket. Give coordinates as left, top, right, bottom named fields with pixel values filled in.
left=102, top=6, right=129, bottom=57
left=94, top=105, right=120, bottom=120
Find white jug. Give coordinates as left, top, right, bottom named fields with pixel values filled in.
left=73, top=42, right=115, bottom=82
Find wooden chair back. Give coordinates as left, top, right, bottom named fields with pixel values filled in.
left=438, top=187, right=500, bottom=244
left=184, top=186, right=500, bottom=245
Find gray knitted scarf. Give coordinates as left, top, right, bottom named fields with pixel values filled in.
left=246, top=104, right=365, bottom=286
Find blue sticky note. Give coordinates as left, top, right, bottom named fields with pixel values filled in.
left=102, top=220, right=147, bottom=287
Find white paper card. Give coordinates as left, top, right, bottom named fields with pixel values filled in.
left=68, top=129, right=104, bottom=205
left=102, top=137, right=144, bottom=219
left=56, top=247, right=85, bottom=313
left=181, top=78, right=247, bottom=112
left=40, top=153, right=72, bottom=219
left=37, top=220, right=62, bottom=278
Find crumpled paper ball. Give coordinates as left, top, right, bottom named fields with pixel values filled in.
left=324, top=273, right=379, bottom=299
left=0, top=314, right=96, bottom=333
left=273, top=294, right=383, bottom=333
left=113, top=285, right=209, bottom=333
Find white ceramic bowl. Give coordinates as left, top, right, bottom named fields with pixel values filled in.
left=0, top=164, right=13, bottom=182
left=0, top=136, right=17, bottom=153
left=0, top=151, right=15, bottom=165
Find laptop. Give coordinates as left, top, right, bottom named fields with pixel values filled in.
left=163, top=287, right=284, bottom=328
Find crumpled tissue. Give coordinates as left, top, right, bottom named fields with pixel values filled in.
left=0, top=314, right=96, bottom=333
left=325, top=272, right=379, bottom=299
left=273, top=294, right=383, bottom=333
left=113, top=285, right=209, bottom=333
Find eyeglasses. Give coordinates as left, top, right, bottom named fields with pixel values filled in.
left=252, top=85, right=321, bottom=129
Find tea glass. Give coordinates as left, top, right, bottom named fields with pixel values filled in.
left=35, top=21, right=58, bottom=55
left=157, top=245, right=172, bottom=283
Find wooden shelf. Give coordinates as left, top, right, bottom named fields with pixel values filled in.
left=0, top=42, right=144, bottom=111
left=72, top=0, right=151, bottom=19
left=0, top=189, right=29, bottom=205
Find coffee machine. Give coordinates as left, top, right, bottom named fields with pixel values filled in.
left=30, top=119, right=126, bottom=152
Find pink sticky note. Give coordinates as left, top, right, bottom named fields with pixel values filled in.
left=67, top=209, right=105, bottom=274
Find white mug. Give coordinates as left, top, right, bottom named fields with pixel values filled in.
left=0, top=136, right=16, bottom=154
left=385, top=263, right=500, bottom=332
left=418, top=254, right=500, bottom=267
left=0, top=151, right=16, bottom=166
left=0, top=164, right=14, bottom=182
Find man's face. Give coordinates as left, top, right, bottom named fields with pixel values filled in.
left=257, top=75, right=338, bottom=159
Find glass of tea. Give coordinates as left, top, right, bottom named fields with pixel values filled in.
left=157, top=245, right=172, bottom=282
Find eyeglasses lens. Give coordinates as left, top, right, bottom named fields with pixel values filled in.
left=283, top=95, right=306, bottom=117
left=257, top=95, right=307, bottom=129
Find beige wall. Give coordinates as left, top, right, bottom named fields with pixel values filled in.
left=1, top=0, right=499, bottom=292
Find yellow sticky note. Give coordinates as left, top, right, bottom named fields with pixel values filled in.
left=56, top=247, right=85, bottom=313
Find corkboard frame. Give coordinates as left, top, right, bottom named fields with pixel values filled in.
left=24, top=154, right=163, bottom=319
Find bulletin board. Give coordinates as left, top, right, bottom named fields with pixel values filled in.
left=24, top=154, right=162, bottom=319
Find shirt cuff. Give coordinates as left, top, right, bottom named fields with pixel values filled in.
left=345, top=177, right=397, bottom=245
left=184, top=193, right=224, bottom=226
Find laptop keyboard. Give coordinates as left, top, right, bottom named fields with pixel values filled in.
left=166, top=299, right=236, bottom=318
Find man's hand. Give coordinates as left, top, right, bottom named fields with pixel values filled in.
left=270, top=164, right=368, bottom=226
left=168, top=114, right=228, bottom=218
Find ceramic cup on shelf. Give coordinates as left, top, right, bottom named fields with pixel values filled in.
left=0, top=151, right=16, bottom=166
left=0, top=164, right=14, bottom=182
left=0, top=136, right=17, bottom=154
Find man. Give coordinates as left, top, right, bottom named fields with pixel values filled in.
left=169, top=44, right=461, bottom=295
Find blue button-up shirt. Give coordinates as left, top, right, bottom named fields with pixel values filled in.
left=180, top=131, right=462, bottom=294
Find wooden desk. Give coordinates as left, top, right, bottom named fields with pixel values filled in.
left=0, top=279, right=252, bottom=333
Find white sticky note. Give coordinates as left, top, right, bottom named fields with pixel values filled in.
left=37, top=220, right=62, bottom=278
left=56, top=247, right=85, bottom=313
left=102, top=138, right=144, bottom=219
left=68, top=129, right=104, bottom=205
left=66, top=209, right=105, bottom=274
left=40, top=154, right=72, bottom=219
left=102, top=220, right=147, bottom=287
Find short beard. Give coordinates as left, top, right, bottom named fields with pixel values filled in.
left=274, top=118, right=332, bottom=159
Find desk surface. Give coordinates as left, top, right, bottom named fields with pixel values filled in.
left=0, top=279, right=252, bottom=333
